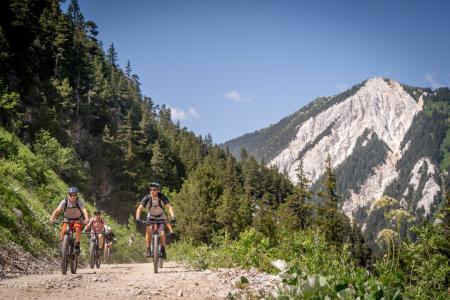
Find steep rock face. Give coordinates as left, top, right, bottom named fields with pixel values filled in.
left=269, top=78, right=424, bottom=218
left=270, top=78, right=423, bottom=182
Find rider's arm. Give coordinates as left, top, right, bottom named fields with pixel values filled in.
left=84, top=219, right=92, bottom=231
left=165, top=203, right=175, bottom=218
left=135, top=204, right=144, bottom=220
left=49, top=207, right=62, bottom=222
left=82, top=208, right=89, bottom=221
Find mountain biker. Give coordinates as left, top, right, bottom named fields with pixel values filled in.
left=83, top=210, right=106, bottom=254
left=104, top=225, right=115, bottom=257
left=49, top=187, right=89, bottom=254
left=135, top=182, right=175, bottom=258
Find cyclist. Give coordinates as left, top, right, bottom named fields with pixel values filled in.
left=104, top=226, right=115, bottom=258
left=135, top=182, right=175, bottom=258
left=49, top=187, right=89, bottom=254
left=83, top=210, right=106, bottom=254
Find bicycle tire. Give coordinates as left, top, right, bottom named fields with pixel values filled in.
left=153, top=234, right=159, bottom=273
left=61, top=235, right=69, bottom=275
left=95, top=250, right=101, bottom=268
left=89, top=243, right=95, bottom=269
left=70, top=256, right=78, bottom=274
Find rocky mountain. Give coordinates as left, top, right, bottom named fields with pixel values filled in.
left=225, top=77, right=450, bottom=232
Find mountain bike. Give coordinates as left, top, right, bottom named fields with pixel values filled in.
left=140, top=217, right=171, bottom=273
left=88, top=232, right=101, bottom=269
left=54, top=219, right=80, bottom=275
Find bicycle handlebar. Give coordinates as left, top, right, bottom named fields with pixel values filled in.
left=51, top=218, right=87, bottom=225
left=138, top=218, right=173, bottom=225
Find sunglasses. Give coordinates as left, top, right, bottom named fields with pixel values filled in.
left=69, top=193, right=78, bottom=197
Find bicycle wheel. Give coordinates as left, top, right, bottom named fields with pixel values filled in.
left=159, top=256, right=163, bottom=268
left=61, top=235, right=69, bottom=275
left=95, top=248, right=101, bottom=268
left=89, top=242, right=95, bottom=269
left=70, top=255, right=78, bottom=274
left=153, top=234, right=159, bottom=273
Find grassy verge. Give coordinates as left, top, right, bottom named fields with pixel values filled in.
left=168, top=227, right=449, bottom=299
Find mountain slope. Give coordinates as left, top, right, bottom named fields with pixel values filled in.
left=224, top=77, right=450, bottom=229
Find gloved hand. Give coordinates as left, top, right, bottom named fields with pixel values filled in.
left=49, top=218, right=55, bottom=225
left=170, top=216, right=176, bottom=224
left=135, top=219, right=141, bottom=224
left=83, top=219, right=89, bottom=225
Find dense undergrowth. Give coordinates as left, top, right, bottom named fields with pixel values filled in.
left=168, top=224, right=449, bottom=300
left=0, top=127, right=146, bottom=263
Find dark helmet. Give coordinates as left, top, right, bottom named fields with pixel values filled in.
left=94, top=210, right=102, bottom=215
left=68, top=187, right=79, bottom=194
left=149, top=182, right=161, bottom=190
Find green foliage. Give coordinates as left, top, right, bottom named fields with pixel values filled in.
left=0, top=80, right=20, bottom=129
left=401, top=224, right=450, bottom=299
left=33, top=129, right=89, bottom=190
left=274, top=273, right=402, bottom=300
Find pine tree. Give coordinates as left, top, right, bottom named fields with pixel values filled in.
left=279, top=159, right=313, bottom=230
left=116, top=111, right=138, bottom=189
left=349, top=218, right=371, bottom=267
left=150, top=139, right=178, bottom=187
left=318, top=155, right=351, bottom=244
left=67, top=0, right=84, bottom=30
left=107, top=43, right=118, bottom=68
left=125, top=60, right=132, bottom=77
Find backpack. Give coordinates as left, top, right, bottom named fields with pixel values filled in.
left=146, top=194, right=166, bottom=217
left=63, top=198, right=83, bottom=219
left=145, top=194, right=164, bottom=210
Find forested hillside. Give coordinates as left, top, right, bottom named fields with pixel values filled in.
left=1, top=1, right=449, bottom=299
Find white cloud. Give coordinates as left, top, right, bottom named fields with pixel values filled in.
left=168, top=106, right=200, bottom=121
left=424, top=73, right=444, bottom=89
left=225, top=90, right=252, bottom=103
left=188, top=107, right=199, bottom=119
left=336, top=83, right=349, bottom=92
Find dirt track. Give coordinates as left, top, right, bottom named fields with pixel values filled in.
left=0, top=261, right=279, bottom=299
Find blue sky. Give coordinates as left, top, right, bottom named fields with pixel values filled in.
left=69, top=0, right=450, bottom=143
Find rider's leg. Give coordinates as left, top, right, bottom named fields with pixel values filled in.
left=145, top=226, right=151, bottom=248
left=74, top=223, right=82, bottom=243
left=160, top=231, right=166, bottom=247
left=145, top=226, right=151, bottom=257
left=60, top=223, right=66, bottom=241
left=166, top=223, right=173, bottom=234
left=99, top=233, right=104, bottom=252
left=159, top=223, right=166, bottom=246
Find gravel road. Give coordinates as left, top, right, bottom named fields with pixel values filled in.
left=0, top=261, right=280, bottom=299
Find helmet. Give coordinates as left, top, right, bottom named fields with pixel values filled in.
left=149, top=182, right=161, bottom=190
left=68, top=187, right=78, bottom=194
left=94, top=210, right=102, bottom=215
